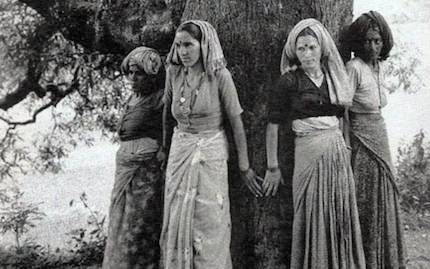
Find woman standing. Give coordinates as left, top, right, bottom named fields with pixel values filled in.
left=159, top=20, right=261, bottom=269
left=344, top=11, right=406, bottom=269
left=265, top=19, right=365, bottom=268
left=102, top=46, right=165, bottom=269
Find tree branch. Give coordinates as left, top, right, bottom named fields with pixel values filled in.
left=17, top=0, right=55, bottom=20
left=0, top=77, right=46, bottom=111
left=0, top=66, right=81, bottom=126
left=18, top=0, right=179, bottom=54
left=0, top=21, right=57, bottom=111
left=0, top=102, right=52, bottom=126
left=3, top=0, right=179, bottom=111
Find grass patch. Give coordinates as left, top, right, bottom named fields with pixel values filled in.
left=405, top=229, right=430, bottom=268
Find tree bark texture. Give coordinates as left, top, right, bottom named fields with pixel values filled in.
left=17, top=0, right=353, bottom=268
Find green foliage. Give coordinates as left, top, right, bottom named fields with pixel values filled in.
left=0, top=190, right=45, bottom=248
left=0, top=235, right=105, bottom=268
left=396, top=130, right=430, bottom=228
left=0, top=0, right=42, bottom=90
left=384, top=38, right=425, bottom=94
left=403, top=230, right=430, bottom=269
left=0, top=0, right=126, bottom=181
left=0, top=191, right=106, bottom=268
left=63, top=192, right=106, bottom=266
left=0, top=239, right=61, bottom=269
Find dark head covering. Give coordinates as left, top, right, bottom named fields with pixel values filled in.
left=345, top=11, right=393, bottom=61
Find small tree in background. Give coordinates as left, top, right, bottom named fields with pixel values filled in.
left=396, top=130, right=430, bottom=228
left=64, top=192, right=107, bottom=266
left=0, top=190, right=45, bottom=249
left=0, top=190, right=108, bottom=268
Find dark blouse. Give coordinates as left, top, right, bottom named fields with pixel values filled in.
left=117, top=90, right=164, bottom=142
left=268, top=69, right=345, bottom=124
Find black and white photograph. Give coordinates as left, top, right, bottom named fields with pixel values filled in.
left=0, top=0, right=428, bottom=268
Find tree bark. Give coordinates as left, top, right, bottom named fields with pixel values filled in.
left=16, top=0, right=353, bottom=267
left=181, top=1, right=352, bottom=268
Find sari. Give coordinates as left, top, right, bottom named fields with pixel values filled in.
left=349, top=112, right=406, bottom=269
left=102, top=139, right=162, bottom=269
left=102, top=46, right=163, bottom=269
left=290, top=118, right=365, bottom=269
left=279, top=18, right=365, bottom=269
left=160, top=129, right=232, bottom=269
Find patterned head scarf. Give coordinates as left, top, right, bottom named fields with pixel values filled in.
left=346, top=10, right=393, bottom=61
left=280, top=18, right=352, bottom=106
left=121, top=46, right=162, bottom=75
left=166, top=20, right=227, bottom=76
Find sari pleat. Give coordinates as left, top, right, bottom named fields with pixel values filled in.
left=290, top=121, right=365, bottom=269
left=350, top=112, right=406, bottom=269
left=160, top=129, right=232, bottom=269
left=103, top=140, right=162, bottom=269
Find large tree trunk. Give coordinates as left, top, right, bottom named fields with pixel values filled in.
left=18, top=0, right=353, bottom=267
left=182, top=2, right=353, bottom=268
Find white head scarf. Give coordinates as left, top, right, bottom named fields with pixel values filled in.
left=166, top=20, right=227, bottom=77
left=280, top=18, right=352, bottom=106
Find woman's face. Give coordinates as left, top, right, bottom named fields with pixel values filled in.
left=295, top=35, right=322, bottom=72
left=362, top=28, right=383, bottom=62
left=127, top=64, right=146, bottom=92
left=174, top=30, right=201, bottom=68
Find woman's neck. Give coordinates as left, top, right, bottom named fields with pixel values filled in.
left=365, top=58, right=379, bottom=70
left=186, top=61, right=204, bottom=76
left=302, top=65, right=323, bottom=78
left=134, top=86, right=154, bottom=98
left=358, top=55, right=379, bottom=70
left=301, top=65, right=323, bottom=87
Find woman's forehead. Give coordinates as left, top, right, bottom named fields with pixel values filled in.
left=296, top=35, right=319, bottom=46
left=128, top=64, right=142, bottom=72
left=174, top=31, right=198, bottom=43
left=365, top=28, right=381, bottom=39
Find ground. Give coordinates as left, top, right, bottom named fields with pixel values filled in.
left=405, top=229, right=430, bottom=268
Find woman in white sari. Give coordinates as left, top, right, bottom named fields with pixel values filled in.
left=160, top=20, right=261, bottom=269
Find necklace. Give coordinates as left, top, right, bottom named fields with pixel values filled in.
left=179, top=70, right=205, bottom=114
left=305, top=70, right=324, bottom=88
left=304, top=71, right=324, bottom=79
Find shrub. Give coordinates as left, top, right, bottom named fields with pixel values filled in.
left=62, top=194, right=107, bottom=266
left=0, top=191, right=106, bottom=268
left=396, top=130, right=430, bottom=229
left=0, top=190, right=45, bottom=249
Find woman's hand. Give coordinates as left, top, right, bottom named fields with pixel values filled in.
left=264, top=123, right=282, bottom=196
left=156, top=146, right=167, bottom=170
left=227, top=115, right=262, bottom=197
left=262, top=167, right=284, bottom=196
left=240, top=168, right=263, bottom=197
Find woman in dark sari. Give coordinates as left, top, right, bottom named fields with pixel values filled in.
left=344, top=11, right=406, bottom=269
left=102, top=46, right=165, bottom=269
left=265, top=18, right=365, bottom=269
